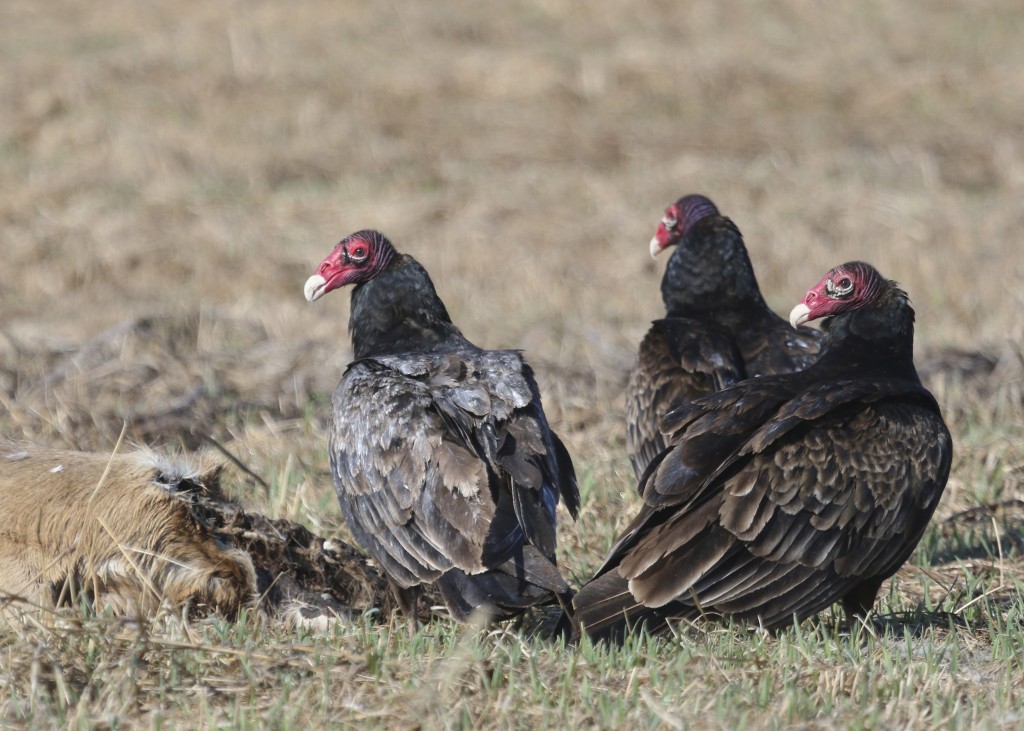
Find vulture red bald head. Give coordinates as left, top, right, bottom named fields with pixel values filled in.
left=304, top=230, right=397, bottom=303
left=648, top=194, right=721, bottom=257
left=789, top=261, right=888, bottom=328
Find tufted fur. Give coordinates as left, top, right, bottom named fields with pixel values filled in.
left=0, top=437, right=256, bottom=617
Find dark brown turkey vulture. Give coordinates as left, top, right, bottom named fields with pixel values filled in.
left=304, top=230, right=580, bottom=622
left=573, top=261, right=952, bottom=642
left=626, top=194, right=822, bottom=479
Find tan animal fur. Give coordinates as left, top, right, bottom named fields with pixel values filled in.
left=0, top=437, right=257, bottom=618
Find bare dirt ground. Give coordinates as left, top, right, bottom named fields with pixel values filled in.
left=2, top=0, right=1024, bottom=727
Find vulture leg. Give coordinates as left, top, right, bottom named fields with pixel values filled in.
left=841, top=577, right=885, bottom=622
left=390, top=581, right=421, bottom=620
left=385, top=581, right=424, bottom=640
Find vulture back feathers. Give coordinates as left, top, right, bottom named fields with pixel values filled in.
left=305, top=230, right=579, bottom=622
left=574, top=261, right=952, bottom=642
left=626, top=194, right=822, bottom=479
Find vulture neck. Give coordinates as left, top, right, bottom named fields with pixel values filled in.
left=814, top=288, right=919, bottom=381
left=348, top=254, right=473, bottom=359
left=661, top=216, right=771, bottom=326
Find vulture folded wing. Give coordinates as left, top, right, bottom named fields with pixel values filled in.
left=640, top=376, right=800, bottom=508
left=455, top=352, right=578, bottom=563
left=332, top=350, right=577, bottom=593
left=330, top=359, right=495, bottom=588
left=626, top=319, right=746, bottom=481
left=620, top=386, right=952, bottom=626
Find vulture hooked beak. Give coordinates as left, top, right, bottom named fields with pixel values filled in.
left=649, top=235, right=663, bottom=258
left=304, top=274, right=328, bottom=303
left=789, top=302, right=812, bottom=329
left=649, top=220, right=679, bottom=258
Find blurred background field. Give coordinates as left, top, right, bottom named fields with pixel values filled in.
left=2, top=1, right=1023, bottom=728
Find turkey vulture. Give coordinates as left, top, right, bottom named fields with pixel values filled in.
left=304, top=230, right=580, bottom=622
left=573, top=261, right=952, bottom=642
left=626, top=194, right=822, bottom=479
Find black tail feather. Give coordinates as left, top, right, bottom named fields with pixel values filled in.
left=570, top=570, right=680, bottom=644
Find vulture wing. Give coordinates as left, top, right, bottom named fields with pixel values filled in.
left=576, top=375, right=951, bottom=639
left=331, top=349, right=578, bottom=617
left=625, top=318, right=745, bottom=483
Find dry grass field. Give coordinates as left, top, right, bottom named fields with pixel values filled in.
left=2, top=0, right=1024, bottom=727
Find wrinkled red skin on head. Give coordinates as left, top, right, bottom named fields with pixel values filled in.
left=314, top=247, right=358, bottom=296
left=801, top=285, right=846, bottom=322
left=651, top=195, right=720, bottom=254
left=314, top=234, right=386, bottom=296
left=800, top=264, right=865, bottom=322
left=651, top=204, right=683, bottom=253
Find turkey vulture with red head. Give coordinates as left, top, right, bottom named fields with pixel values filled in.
left=626, top=194, right=822, bottom=479
left=304, top=230, right=579, bottom=622
left=573, top=262, right=952, bottom=642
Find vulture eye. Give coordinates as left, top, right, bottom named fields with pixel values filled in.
left=349, top=245, right=369, bottom=261
left=661, top=216, right=678, bottom=231
left=825, top=276, right=855, bottom=298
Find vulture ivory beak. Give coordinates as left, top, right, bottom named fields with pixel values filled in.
left=649, top=236, right=663, bottom=258
left=304, top=274, right=328, bottom=303
left=789, top=302, right=812, bottom=329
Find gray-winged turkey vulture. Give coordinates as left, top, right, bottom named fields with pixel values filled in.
left=304, top=230, right=580, bottom=622
left=573, top=262, right=952, bottom=642
left=626, top=195, right=822, bottom=479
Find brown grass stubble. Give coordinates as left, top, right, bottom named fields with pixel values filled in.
left=2, top=0, right=1024, bottom=725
